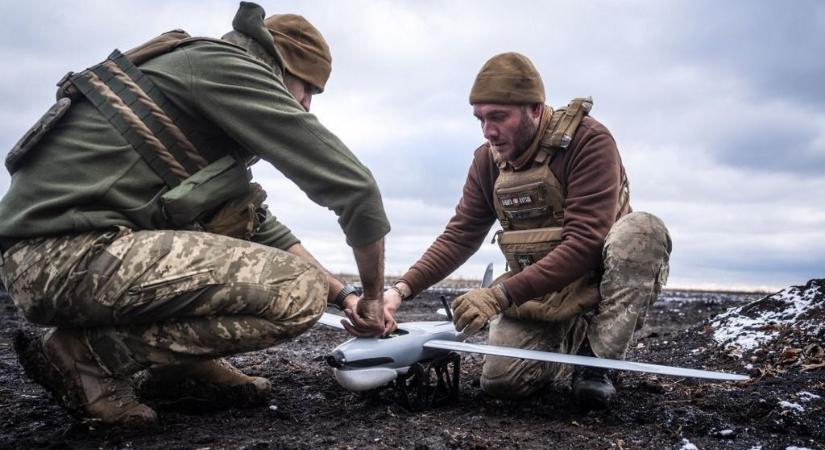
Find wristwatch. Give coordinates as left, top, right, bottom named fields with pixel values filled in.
left=332, top=284, right=358, bottom=309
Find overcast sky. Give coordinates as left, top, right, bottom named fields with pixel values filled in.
left=1, top=1, right=823, bottom=291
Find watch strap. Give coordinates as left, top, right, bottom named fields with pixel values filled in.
left=333, top=284, right=357, bottom=309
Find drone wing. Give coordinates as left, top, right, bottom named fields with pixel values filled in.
left=317, top=312, right=348, bottom=330
left=423, top=340, right=748, bottom=381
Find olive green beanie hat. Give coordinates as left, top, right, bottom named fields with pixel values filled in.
left=469, top=52, right=545, bottom=104
left=265, top=14, right=332, bottom=92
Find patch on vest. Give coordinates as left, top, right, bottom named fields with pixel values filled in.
left=497, top=182, right=552, bottom=220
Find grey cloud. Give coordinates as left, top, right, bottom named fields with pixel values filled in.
left=364, top=135, right=481, bottom=207
left=714, top=122, right=825, bottom=175
left=663, top=1, right=825, bottom=107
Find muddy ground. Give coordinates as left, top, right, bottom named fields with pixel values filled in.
left=1, top=287, right=823, bottom=450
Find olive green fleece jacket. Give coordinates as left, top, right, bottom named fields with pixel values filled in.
left=0, top=40, right=389, bottom=249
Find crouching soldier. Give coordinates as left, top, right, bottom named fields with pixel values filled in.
left=0, top=2, right=390, bottom=427
left=383, top=52, right=672, bottom=409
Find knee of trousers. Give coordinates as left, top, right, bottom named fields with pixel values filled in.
left=299, top=265, right=328, bottom=324
left=480, top=357, right=548, bottom=399
left=262, top=264, right=328, bottom=339
left=603, top=211, right=672, bottom=274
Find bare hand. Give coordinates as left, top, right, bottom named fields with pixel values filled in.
left=343, top=297, right=384, bottom=337
left=381, top=289, right=402, bottom=335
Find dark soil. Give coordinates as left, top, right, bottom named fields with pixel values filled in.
left=1, top=287, right=823, bottom=450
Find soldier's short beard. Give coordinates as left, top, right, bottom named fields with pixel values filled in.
left=508, top=107, right=540, bottom=161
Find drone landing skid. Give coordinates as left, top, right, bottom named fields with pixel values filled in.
left=394, top=352, right=460, bottom=411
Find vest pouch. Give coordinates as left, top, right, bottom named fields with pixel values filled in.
left=160, top=156, right=251, bottom=227
left=497, top=227, right=562, bottom=273
left=491, top=269, right=601, bottom=322
left=501, top=274, right=600, bottom=323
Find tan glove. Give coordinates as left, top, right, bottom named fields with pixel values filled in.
left=204, top=182, right=267, bottom=240
left=452, top=286, right=511, bottom=336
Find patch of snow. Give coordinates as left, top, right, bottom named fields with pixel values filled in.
left=710, top=281, right=824, bottom=354
left=797, top=391, right=820, bottom=402
left=718, top=429, right=735, bottom=437
left=747, top=446, right=762, bottom=450
left=678, top=438, right=698, bottom=450
left=745, top=363, right=753, bottom=370
left=779, top=401, right=804, bottom=413
left=786, top=447, right=813, bottom=450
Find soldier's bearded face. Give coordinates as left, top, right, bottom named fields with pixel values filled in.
left=473, top=103, right=541, bottom=161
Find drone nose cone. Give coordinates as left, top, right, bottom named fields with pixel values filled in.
left=326, top=350, right=346, bottom=368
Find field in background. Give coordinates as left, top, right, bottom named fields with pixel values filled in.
left=335, top=273, right=774, bottom=298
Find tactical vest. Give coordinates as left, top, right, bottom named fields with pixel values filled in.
left=6, top=30, right=266, bottom=232
left=491, top=97, right=630, bottom=322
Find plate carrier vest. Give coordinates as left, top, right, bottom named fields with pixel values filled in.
left=490, top=97, right=631, bottom=322
left=6, top=30, right=264, bottom=230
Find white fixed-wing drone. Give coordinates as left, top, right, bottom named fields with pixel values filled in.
left=319, top=265, right=749, bottom=396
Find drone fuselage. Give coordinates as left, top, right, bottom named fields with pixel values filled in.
left=326, top=320, right=461, bottom=392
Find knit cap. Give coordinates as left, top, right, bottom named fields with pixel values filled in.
left=469, top=52, right=545, bottom=104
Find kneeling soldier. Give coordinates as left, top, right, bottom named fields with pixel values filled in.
left=383, top=52, right=672, bottom=409
left=0, top=2, right=390, bottom=427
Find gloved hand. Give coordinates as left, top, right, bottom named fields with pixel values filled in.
left=205, top=182, right=267, bottom=240
left=452, top=286, right=511, bottom=336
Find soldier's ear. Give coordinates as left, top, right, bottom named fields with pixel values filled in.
left=530, top=103, right=543, bottom=119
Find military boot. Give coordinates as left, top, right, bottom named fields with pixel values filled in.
left=15, top=328, right=157, bottom=427
left=571, top=341, right=617, bottom=409
left=137, top=358, right=271, bottom=410
left=572, top=366, right=617, bottom=409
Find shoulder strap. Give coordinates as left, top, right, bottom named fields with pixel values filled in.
left=68, top=48, right=213, bottom=187
left=546, top=97, right=592, bottom=149
left=11, top=30, right=228, bottom=179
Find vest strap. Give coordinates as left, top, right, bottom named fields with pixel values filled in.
left=70, top=67, right=186, bottom=187
left=546, top=97, right=592, bottom=149
left=69, top=49, right=212, bottom=188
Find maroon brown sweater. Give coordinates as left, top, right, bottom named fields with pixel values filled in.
left=399, top=115, right=627, bottom=304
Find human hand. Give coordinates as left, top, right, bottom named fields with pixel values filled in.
left=340, top=293, right=359, bottom=312
left=451, top=286, right=510, bottom=336
left=343, top=297, right=385, bottom=337
left=381, top=289, right=403, bottom=335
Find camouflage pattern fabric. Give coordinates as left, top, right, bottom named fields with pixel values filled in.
left=0, top=228, right=327, bottom=376
left=482, top=314, right=588, bottom=399
left=588, top=211, right=671, bottom=359
left=480, top=211, right=671, bottom=397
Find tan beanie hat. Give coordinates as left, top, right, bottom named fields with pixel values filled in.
left=469, top=52, right=545, bottom=104
left=265, top=14, right=332, bottom=92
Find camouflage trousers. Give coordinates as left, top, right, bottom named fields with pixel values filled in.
left=0, top=228, right=327, bottom=376
left=482, top=211, right=671, bottom=398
